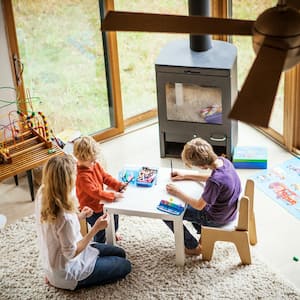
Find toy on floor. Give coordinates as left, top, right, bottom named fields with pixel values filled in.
left=0, top=87, right=54, bottom=164
left=157, top=198, right=185, bottom=215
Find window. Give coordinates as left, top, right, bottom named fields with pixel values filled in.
left=3, top=0, right=300, bottom=154
left=10, top=0, right=115, bottom=137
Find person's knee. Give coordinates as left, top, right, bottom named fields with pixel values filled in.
left=122, top=259, right=131, bottom=277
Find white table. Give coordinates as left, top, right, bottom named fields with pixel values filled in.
left=104, top=167, right=203, bottom=266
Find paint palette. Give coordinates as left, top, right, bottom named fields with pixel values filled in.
left=157, top=199, right=185, bottom=215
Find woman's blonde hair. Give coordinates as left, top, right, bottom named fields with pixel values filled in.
left=73, top=136, right=99, bottom=162
left=40, top=155, right=77, bottom=223
left=181, top=137, right=218, bottom=167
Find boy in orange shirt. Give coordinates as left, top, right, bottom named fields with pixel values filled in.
left=73, top=136, right=126, bottom=243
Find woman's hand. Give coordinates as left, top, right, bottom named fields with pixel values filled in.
left=78, top=206, right=93, bottom=220
left=75, top=213, right=110, bottom=257
left=93, top=213, right=110, bottom=232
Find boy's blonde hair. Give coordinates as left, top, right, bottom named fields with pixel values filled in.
left=181, top=137, right=218, bottom=167
left=40, top=155, right=77, bottom=223
left=73, top=136, right=99, bottom=162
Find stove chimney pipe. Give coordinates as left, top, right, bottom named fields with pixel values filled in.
left=188, top=0, right=212, bottom=51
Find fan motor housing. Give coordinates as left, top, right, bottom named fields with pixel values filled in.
left=252, top=5, right=300, bottom=70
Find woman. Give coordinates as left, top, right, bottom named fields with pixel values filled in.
left=35, top=155, right=131, bottom=290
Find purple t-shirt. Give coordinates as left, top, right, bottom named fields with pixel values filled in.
left=202, top=157, right=241, bottom=224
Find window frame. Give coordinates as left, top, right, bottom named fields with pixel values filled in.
left=3, top=0, right=300, bottom=154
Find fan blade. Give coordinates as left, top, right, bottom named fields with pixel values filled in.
left=102, top=11, right=254, bottom=36
left=286, top=0, right=300, bottom=10
left=228, top=41, right=287, bottom=127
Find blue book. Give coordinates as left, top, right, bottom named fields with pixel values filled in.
left=233, top=146, right=267, bottom=169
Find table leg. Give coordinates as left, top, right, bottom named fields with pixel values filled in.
left=105, top=212, right=116, bottom=245
left=14, top=175, right=19, bottom=186
left=26, top=170, right=34, bottom=201
left=174, top=218, right=185, bottom=266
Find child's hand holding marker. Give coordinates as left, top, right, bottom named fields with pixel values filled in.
left=119, top=175, right=134, bottom=192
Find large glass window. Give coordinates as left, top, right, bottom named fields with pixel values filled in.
left=12, top=0, right=113, bottom=136
left=114, top=0, right=188, bottom=120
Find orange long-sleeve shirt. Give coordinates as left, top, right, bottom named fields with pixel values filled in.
left=76, top=162, right=122, bottom=213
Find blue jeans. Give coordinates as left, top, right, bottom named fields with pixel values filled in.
left=75, top=243, right=131, bottom=289
left=164, top=205, right=222, bottom=249
left=87, top=212, right=119, bottom=243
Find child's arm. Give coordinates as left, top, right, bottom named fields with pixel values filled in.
left=171, top=171, right=210, bottom=182
left=97, top=163, right=123, bottom=192
left=166, top=183, right=207, bottom=210
left=77, top=173, right=117, bottom=202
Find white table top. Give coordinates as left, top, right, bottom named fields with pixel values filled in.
left=103, top=167, right=203, bottom=221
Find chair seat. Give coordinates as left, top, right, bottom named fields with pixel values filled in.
left=218, top=218, right=238, bottom=230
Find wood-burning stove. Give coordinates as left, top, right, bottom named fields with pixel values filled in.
left=155, top=39, right=238, bottom=160
left=155, top=0, right=238, bottom=160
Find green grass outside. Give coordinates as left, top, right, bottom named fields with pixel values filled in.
left=11, top=0, right=282, bottom=136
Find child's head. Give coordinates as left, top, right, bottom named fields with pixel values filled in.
left=181, top=137, right=218, bottom=168
left=73, top=136, right=99, bottom=162
left=41, top=155, right=76, bottom=222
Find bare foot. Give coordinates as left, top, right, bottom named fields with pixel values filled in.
left=116, top=233, right=123, bottom=241
left=185, top=244, right=202, bottom=256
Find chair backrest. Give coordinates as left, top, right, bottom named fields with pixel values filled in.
left=236, top=195, right=249, bottom=231
left=235, top=179, right=257, bottom=245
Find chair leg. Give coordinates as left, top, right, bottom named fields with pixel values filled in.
left=249, top=213, right=257, bottom=245
left=201, top=231, right=215, bottom=261
left=235, top=233, right=252, bottom=264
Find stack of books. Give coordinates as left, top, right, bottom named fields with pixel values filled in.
left=233, top=146, right=268, bottom=169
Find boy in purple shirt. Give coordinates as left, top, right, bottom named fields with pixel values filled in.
left=165, top=137, right=241, bottom=256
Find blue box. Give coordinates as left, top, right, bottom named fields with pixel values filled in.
left=233, top=146, right=267, bottom=169
left=119, top=166, right=158, bottom=187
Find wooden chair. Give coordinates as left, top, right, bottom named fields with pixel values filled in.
left=201, top=179, right=257, bottom=264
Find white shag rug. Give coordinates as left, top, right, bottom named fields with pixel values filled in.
left=0, top=215, right=299, bottom=300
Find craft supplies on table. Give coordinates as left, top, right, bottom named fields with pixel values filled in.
left=119, top=166, right=158, bottom=188
left=157, top=199, right=185, bottom=215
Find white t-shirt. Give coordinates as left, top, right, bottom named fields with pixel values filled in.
left=35, top=187, right=99, bottom=290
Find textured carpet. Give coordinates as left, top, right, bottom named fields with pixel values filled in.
left=0, top=215, right=299, bottom=300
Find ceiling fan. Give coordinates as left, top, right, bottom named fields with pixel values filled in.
left=101, top=0, right=300, bottom=128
